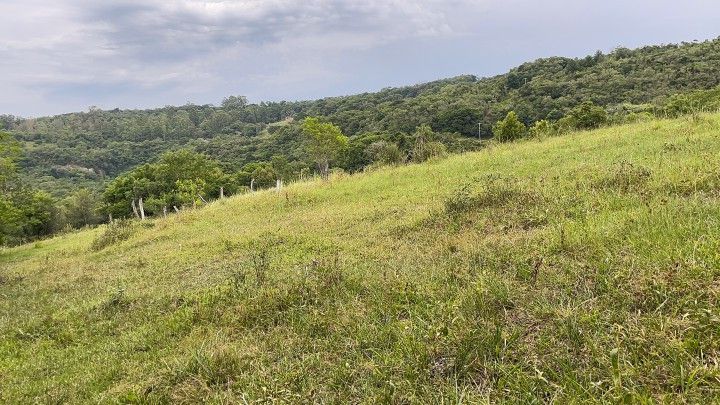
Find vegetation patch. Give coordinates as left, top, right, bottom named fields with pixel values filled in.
left=591, top=161, right=653, bottom=193
left=90, top=220, right=137, bottom=251
left=443, top=175, right=547, bottom=231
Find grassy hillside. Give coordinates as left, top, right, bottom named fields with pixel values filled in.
left=5, top=38, right=720, bottom=197
left=2, top=114, right=720, bottom=402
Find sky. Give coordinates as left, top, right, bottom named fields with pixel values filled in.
left=0, top=0, right=718, bottom=117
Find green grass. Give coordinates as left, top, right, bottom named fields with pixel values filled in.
left=2, top=114, right=720, bottom=403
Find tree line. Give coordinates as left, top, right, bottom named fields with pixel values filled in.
left=3, top=38, right=719, bottom=199
left=3, top=38, right=720, bottom=245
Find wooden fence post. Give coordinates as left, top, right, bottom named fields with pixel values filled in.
left=163, top=206, right=167, bottom=218
left=220, top=187, right=224, bottom=199
left=131, top=199, right=140, bottom=219
left=138, top=198, right=146, bottom=220
left=250, top=178, right=256, bottom=192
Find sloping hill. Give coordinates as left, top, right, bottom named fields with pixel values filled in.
left=5, top=38, right=720, bottom=197
left=2, top=114, right=720, bottom=402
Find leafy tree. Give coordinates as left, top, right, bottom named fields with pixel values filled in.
left=566, top=101, right=608, bottom=129
left=270, top=155, right=292, bottom=181
left=103, top=150, right=229, bottom=217
left=432, top=107, right=481, bottom=137
left=365, top=141, right=405, bottom=166
left=411, top=125, right=447, bottom=162
left=200, top=111, right=233, bottom=135
left=63, top=188, right=103, bottom=228
left=301, top=117, right=348, bottom=179
left=529, top=119, right=553, bottom=137
left=0, top=131, right=20, bottom=192
left=0, top=133, right=61, bottom=245
left=492, top=112, right=527, bottom=142
left=221, top=95, right=248, bottom=110
left=235, top=162, right=278, bottom=190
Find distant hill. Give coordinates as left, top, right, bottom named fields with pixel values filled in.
left=3, top=38, right=720, bottom=196
left=3, top=113, right=720, bottom=402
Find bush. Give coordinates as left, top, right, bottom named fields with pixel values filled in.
left=529, top=119, right=553, bottom=138
left=411, top=125, right=447, bottom=162
left=90, top=220, right=137, bottom=251
left=492, top=112, right=527, bottom=142
left=412, top=141, right=447, bottom=163
left=566, top=101, right=608, bottom=130
left=365, top=141, right=405, bottom=165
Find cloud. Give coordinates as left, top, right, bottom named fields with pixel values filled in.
left=0, top=0, right=718, bottom=116
left=0, top=0, right=481, bottom=115
left=80, top=0, right=466, bottom=59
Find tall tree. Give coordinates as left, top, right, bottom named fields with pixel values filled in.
left=301, top=117, right=348, bottom=179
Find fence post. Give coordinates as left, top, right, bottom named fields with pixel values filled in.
left=276, top=179, right=282, bottom=192
left=131, top=199, right=140, bottom=219
left=173, top=206, right=180, bottom=213
left=220, top=187, right=224, bottom=199
left=163, top=206, right=167, bottom=218
left=250, top=178, right=256, bottom=192
left=138, top=198, right=146, bottom=220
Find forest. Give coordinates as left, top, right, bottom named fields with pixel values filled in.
left=2, top=38, right=720, bottom=245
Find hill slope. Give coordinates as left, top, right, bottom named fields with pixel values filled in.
left=5, top=38, right=720, bottom=197
left=2, top=114, right=720, bottom=402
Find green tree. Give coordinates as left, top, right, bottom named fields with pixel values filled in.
left=492, top=111, right=527, bottom=142
left=0, top=132, right=59, bottom=245
left=0, top=131, right=21, bottom=192
left=529, top=119, right=553, bottom=137
left=365, top=141, right=405, bottom=166
left=567, top=101, right=608, bottom=129
left=301, top=117, right=349, bottom=179
left=63, top=188, right=103, bottom=228
left=221, top=95, right=248, bottom=110
left=103, top=150, right=228, bottom=217
left=410, top=125, right=447, bottom=162
left=431, top=107, right=481, bottom=137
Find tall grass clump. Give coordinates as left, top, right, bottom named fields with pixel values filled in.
left=90, top=219, right=137, bottom=251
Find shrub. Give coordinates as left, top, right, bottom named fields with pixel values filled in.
left=365, top=141, right=405, bottom=165
left=411, top=125, right=447, bottom=162
left=90, top=220, right=137, bottom=251
left=529, top=119, right=553, bottom=138
left=492, top=112, right=527, bottom=142
left=566, top=101, right=608, bottom=130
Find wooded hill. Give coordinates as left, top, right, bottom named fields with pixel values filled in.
left=3, top=38, right=720, bottom=198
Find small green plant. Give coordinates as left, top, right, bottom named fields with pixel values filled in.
left=99, top=288, right=131, bottom=314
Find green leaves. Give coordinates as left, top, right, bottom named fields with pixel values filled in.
left=492, top=112, right=527, bottom=142
left=302, top=117, right=349, bottom=178
left=103, top=150, right=229, bottom=217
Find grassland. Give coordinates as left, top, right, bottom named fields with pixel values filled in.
left=2, top=114, right=720, bottom=403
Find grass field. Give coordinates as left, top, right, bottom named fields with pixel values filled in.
left=2, top=114, right=720, bottom=403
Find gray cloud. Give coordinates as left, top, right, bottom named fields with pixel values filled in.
left=0, top=0, right=718, bottom=116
